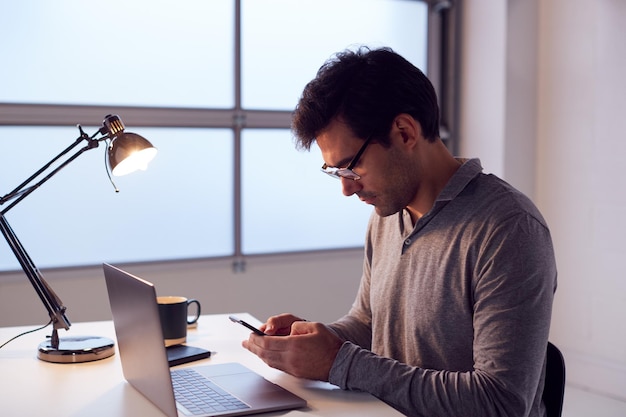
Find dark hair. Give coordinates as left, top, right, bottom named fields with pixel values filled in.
left=292, top=46, right=440, bottom=150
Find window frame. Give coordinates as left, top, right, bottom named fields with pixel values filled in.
left=0, top=0, right=460, bottom=271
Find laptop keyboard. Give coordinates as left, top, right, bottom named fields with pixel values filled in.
left=172, top=368, right=250, bottom=416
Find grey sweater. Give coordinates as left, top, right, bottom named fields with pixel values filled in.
left=328, top=159, right=557, bottom=417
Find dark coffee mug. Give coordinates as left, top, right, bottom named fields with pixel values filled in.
left=157, top=296, right=201, bottom=347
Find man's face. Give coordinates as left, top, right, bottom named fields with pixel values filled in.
left=316, top=119, right=418, bottom=217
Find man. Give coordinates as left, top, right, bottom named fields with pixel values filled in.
left=243, top=47, right=557, bottom=417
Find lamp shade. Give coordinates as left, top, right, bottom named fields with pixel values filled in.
left=108, top=132, right=157, bottom=176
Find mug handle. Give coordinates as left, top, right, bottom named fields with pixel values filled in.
left=186, top=299, right=201, bottom=324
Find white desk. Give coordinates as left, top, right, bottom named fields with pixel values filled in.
left=0, top=313, right=403, bottom=417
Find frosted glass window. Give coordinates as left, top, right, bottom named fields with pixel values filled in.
left=241, top=0, right=428, bottom=110
left=0, top=1, right=234, bottom=108
left=241, top=129, right=373, bottom=254
left=0, top=127, right=233, bottom=270
left=1, top=0, right=437, bottom=271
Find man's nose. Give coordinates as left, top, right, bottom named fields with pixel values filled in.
left=341, top=177, right=361, bottom=196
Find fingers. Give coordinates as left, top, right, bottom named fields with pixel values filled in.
left=262, top=313, right=306, bottom=336
left=242, top=334, right=292, bottom=373
left=290, top=320, right=317, bottom=335
left=242, top=321, right=343, bottom=381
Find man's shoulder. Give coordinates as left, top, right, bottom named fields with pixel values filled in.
left=464, top=173, right=549, bottom=228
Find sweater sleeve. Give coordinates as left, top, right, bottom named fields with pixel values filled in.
left=328, top=214, right=557, bottom=417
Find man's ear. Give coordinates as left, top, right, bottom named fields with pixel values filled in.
left=392, top=114, right=421, bottom=146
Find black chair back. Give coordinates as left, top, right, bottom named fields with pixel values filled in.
left=543, top=342, right=566, bottom=417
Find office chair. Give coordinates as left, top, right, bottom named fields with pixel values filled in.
left=543, top=342, right=566, bottom=417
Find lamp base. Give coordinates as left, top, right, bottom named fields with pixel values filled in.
left=37, top=335, right=115, bottom=363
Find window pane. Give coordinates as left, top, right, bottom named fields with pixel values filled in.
left=0, top=1, right=234, bottom=108
left=241, top=129, right=372, bottom=254
left=0, top=126, right=233, bottom=270
left=241, top=0, right=428, bottom=110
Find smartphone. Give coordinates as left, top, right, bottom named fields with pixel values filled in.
left=229, top=315, right=266, bottom=336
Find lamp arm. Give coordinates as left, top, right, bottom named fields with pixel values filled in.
left=0, top=214, right=70, bottom=341
left=0, top=129, right=103, bottom=349
left=0, top=128, right=101, bottom=214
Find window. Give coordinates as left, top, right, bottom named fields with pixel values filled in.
left=0, top=0, right=458, bottom=271
left=0, top=1, right=234, bottom=108
left=0, top=126, right=233, bottom=269
left=241, top=129, right=374, bottom=254
left=241, top=0, right=427, bottom=110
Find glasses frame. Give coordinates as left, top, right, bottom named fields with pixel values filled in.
left=320, top=135, right=374, bottom=180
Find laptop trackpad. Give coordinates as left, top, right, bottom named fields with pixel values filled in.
left=196, top=364, right=305, bottom=409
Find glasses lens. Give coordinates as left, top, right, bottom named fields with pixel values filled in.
left=320, top=166, right=360, bottom=180
left=320, top=135, right=372, bottom=180
left=337, top=169, right=360, bottom=180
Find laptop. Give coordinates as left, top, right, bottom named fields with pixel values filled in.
left=103, top=263, right=307, bottom=417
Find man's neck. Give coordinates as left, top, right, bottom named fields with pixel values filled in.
left=405, top=143, right=462, bottom=224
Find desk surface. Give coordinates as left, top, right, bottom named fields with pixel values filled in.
left=0, top=313, right=403, bottom=417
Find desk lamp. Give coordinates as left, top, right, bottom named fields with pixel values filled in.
left=0, top=114, right=157, bottom=363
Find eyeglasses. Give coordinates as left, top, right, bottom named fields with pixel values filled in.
left=320, top=135, right=374, bottom=180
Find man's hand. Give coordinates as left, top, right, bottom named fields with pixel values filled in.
left=243, top=316, right=343, bottom=381
left=258, top=313, right=305, bottom=336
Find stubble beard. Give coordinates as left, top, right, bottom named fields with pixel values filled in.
left=372, top=151, right=418, bottom=218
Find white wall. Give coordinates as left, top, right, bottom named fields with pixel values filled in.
left=461, top=0, right=626, bottom=402
left=0, top=250, right=364, bottom=328
left=537, top=0, right=626, bottom=402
